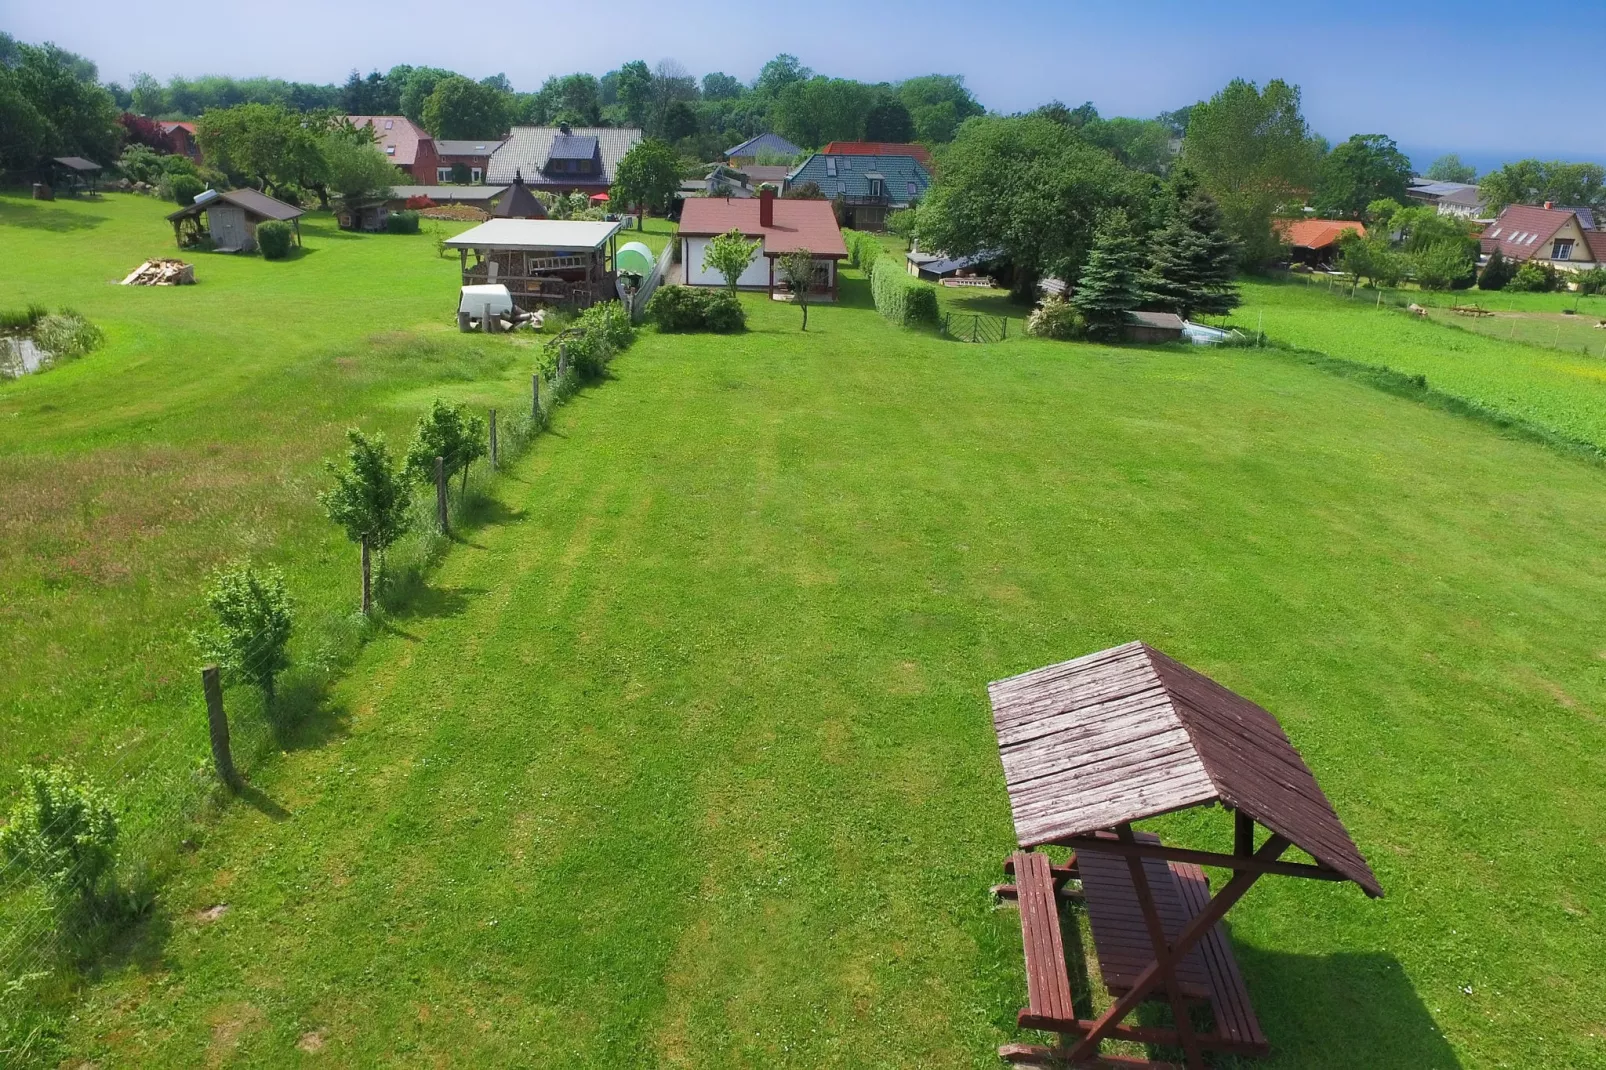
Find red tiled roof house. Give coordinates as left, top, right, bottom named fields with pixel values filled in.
left=347, top=115, right=442, bottom=184
left=1275, top=218, right=1366, bottom=268
left=678, top=188, right=848, bottom=299
left=159, top=122, right=201, bottom=162
left=1480, top=203, right=1606, bottom=271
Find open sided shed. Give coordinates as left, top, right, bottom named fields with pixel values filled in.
left=988, top=641, right=1380, bottom=1068
left=443, top=218, right=621, bottom=311
left=51, top=156, right=101, bottom=196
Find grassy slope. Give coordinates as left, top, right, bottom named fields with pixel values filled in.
left=56, top=276, right=1606, bottom=1068
left=1231, top=278, right=1606, bottom=450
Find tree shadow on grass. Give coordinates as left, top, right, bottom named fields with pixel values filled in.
left=0, top=201, right=109, bottom=232
left=267, top=674, right=352, bottom=754
left=460, top=493, right=523, bottom=528
left=837, top=275, right=875, bottom=311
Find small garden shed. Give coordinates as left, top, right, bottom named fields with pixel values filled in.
left=166, top=189, right=304, bottom=253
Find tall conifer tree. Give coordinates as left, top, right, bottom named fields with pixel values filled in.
left=1143, top=192, right=1241, bottom=320
left=1073, top=210, right=1144, bottom=341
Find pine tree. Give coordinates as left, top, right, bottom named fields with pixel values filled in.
left=1073, top=210, right=1144, bottom=341
left=1478, top=248, right=1512, bottom=291
left=1143, top=192, right=1240, bottom=321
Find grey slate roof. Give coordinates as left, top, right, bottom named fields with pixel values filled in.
left=488, top=127, right=641, bottom=187
left=786, top=153, right=931, bottom=206
left=725, top=132, right=801, bottom=159
left=435, top=140, right=504, bottom=156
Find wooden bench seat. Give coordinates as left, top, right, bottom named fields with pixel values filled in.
left=1000, top=838, right=1269, bottom=1061
left=1005, top=850, right=1077, bottom=1028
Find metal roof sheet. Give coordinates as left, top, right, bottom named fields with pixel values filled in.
left=443, top=218, right=621, bottom=252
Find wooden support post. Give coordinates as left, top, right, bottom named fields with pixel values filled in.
left=435, top=455, right=448, bottom=534
left=360, top=536, right=372, bottom=615
left=558, top=343, right=568, bottom=379
left=489, top=408, right=498, bottom=470
left=1234, top=809, right=1255, bottom=876
left=201, top=666, right=239, bottom=790
left=1116, top=825, right=1204, bottom=1069
left=532, top=373, right=541, bottom=418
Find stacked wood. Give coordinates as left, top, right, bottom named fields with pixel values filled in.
left=121, top=259, right=196, bottom=286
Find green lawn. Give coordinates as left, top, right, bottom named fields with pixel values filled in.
left=0, top=192, right=547, bottom=945
left=7, top=201, right=1606, bottom=1068
left=1231, top=277, right=1606, bottom=451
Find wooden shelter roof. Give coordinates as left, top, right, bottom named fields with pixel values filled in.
left=166, top=188, right=304, bottom=223
left=988, top=641, right=1381, bottom=896
left=53, top=156, right=101, bottom=171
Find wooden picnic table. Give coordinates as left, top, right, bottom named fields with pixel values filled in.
left=986, top=642, right=1382, bottom=1069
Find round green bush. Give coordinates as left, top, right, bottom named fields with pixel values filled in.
left=646, top=285, right=705, bottom=331
left=257, top=220, right=294, bottom=260
left=166, top=174, right=205, bottom=206
left=386, top=210, right=421, bottom=235
left=700, top=290, right=747, bottom=333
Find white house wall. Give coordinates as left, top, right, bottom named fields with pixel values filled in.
left=683, top=237, right=770, bottom=288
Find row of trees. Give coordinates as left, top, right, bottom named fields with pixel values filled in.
left=0, top=35, right=122, bottom=173
left=112, top=53, right=984, bottom=159
left=192, top=104, right=400, bottom=209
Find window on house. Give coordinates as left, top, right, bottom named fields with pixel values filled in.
left=907, top=181, right=918, bottom=198
left=1553, top=238, right=1574, bottom=260
left=471, top=167, right=482, bottom=183
left=437, top=167, right=453, bottom=182
left=842, top=158, right=852, bottom=169
left=384, top=120, right=393, bottom=129
left=837, top=180, right=847, bottom=194
left=385, top=146, right=396, bottom=155
left=826, top=158, right=836, bottom=177
left=868, top=178, right=884, bottom=198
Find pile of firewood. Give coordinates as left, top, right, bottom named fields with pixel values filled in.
left=120, top=259, right=196, bottom=286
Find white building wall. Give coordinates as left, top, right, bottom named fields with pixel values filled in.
left=683, top=237, right=770, bottom=288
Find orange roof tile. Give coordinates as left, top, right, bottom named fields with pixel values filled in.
left=1277, top=218, right=1366, bottom=249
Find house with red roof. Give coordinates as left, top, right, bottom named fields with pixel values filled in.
left=1479, top=203, right=1606, bottom=271
left=347, top=116, right=442, bottom=184
left=159, top=122, right=201, bottom=162
left=678, top=188, right=848, bottom=298
left=1275, top=218, right=1366, bottom=268
left=822, top=141, right=935, bottom=172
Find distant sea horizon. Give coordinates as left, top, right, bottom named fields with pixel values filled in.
left=1398, top=145, right=1606, bottom=179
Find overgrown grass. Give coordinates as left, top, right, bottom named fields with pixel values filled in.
left=31, top=270, right=1606, bottom=1068
left=1230, top=276, right=1606, bottom=451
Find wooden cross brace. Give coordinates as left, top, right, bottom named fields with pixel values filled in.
left=1063, top=831, right=1292, bottom=1069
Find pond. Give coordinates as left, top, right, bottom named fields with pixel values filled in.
left=1, top=336, right=52, bottom=379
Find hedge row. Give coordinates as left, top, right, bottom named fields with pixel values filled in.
left=842, top=230, right=882, bottom=274
left=870, top=258, right=939, bottom=327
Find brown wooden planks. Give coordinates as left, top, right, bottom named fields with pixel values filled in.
left=1170, top=860, right=1269, bottom=1054
left=987, top=642, right=1381, bottom=899
left=1011, top=851, right=1075, bottom=1026
left=1076, top=840, right=1212, bottom=1000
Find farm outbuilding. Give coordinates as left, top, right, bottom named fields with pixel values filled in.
left=166, top=188, right=304, bottom=253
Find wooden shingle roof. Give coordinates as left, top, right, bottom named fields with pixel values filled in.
left=988, top=642, right=1381, bottom=897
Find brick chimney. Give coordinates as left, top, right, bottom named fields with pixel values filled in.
left=1544, top=201, right=1553, bottom=209
left=759, top=185, right=775, bottom=228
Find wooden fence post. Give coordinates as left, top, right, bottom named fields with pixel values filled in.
left=435, top=455, right=448, bottom=534
left=202, top=666, right=239, bottom=790
left=558, top=343, right=568, bottom=379
left=489, top=408, right=498, bottom=470
left=360, top=536, right=372, bottom=615
left=532, top=373, right=540, bottom=418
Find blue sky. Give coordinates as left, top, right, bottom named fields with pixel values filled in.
left=10, top=0, right=1604, bottom=170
